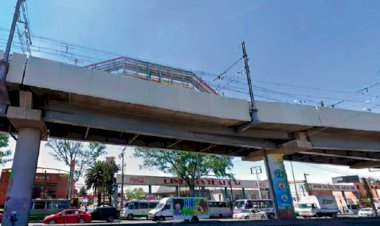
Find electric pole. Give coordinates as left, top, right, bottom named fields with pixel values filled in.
left=242, top=41, right=258, bottom=123
left=0, top=0, right=23, bottom=104
left=290, top=162, right=299, bottom=202
left=304, top=173, right=310, bottom=196
left=250, top=166, right=263, bottom=199
left=119, top=147, right=126, bottom=210
left=237, top=41, right=259, bottom=132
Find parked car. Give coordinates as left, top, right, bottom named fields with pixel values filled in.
left=43, top=209, right=91, bottom=224
left=358, top=208, right=376, bottom=217
left=233, top=208, right=267, bottom=220
left=91, top=206, right=118, bottom=222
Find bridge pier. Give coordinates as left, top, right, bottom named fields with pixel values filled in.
left=264, top=152, right=296, bottom=219
left=3, top=91, right=45, bottom=226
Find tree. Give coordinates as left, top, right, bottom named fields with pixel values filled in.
left=79, top=186, right=87, bottom=196
left=85, top=159, right=119, bottom=206
left=85, top=161, right=105, bottom=206
left=125, top=188, right=146, bottom=200
left=134, top=149, right=233, bottom=196
left=0, top=134, right=11, bottom=165
left=46, top=139, right=106, bottom=198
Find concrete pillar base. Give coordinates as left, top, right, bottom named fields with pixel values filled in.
left=264, top=152, right=296, bottom=219
left=3, top=91, right=45, bottom=226
left=3, top=128, right=41, bottom=226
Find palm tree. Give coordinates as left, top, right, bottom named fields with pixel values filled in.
left=85, top=161, right=106, bottom=206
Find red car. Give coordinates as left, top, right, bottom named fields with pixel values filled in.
left=43, top=209, right=91, bottom=224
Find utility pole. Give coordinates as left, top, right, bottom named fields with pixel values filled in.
left=290, top=162, right=299, bottom=202
left=362, top=177, right=378, bottom=217
left=119, top=147, right=126, bottom=210
left=43, top=170, right=47, bottom=199
left=67, top=160, right=75, bottom=202
left=238, top=41, right=259, bottom=132
left=250, top=166, right=263, bottom=199
left=304, top=173, right=310, bottom=196
left=0, top=0, right=23, bottom=104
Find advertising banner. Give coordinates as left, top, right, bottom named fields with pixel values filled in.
left=172, top=197, right=209, bottom=220
left=266, top=153, right=295, bottom=219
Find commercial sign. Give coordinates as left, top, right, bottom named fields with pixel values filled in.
left=116, top=174, right=268, bottom=188
left=309, top=183, right=357, bottom=191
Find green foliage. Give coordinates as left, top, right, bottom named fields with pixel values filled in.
left=134, top=149, right=233, bottom=195
left=85, top=159, right=119, bottom=206
left=0, top=134, right=11, bottom=165
left=125, top=188, right=146, bottom=200
left=79, top=186, right=87, bottom=196
left=46, top=139, right=106, bottom=181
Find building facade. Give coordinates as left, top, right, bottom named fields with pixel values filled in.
left=0, top=168, right=70, bottom=208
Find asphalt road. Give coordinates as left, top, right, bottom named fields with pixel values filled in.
left=28, top=214, right=365, bottom=225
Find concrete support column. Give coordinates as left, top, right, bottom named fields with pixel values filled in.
left=148, top=185, right=152, bottom=194
left=176, top=186, right=179, bottom=197
left=3, top=91, right=46, bottom=226
left=3, top=128, right=41, bottom=226
left=264, top=152, right=296, bottom=219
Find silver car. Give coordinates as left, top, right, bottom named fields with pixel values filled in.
left=358, top=208, right=375, bottom=217
left=233, top=209, right=267, bottom=220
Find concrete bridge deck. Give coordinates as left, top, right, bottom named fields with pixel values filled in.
left=2, top=52, right=380, bottom=168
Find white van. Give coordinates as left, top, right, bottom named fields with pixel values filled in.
left=298, top=195, right=339, bottom=217
left=120, top=200, right=159, bottom=220
left=208, top=201, right=232, bottom=218
left=148, top=197, right=209, bottom=221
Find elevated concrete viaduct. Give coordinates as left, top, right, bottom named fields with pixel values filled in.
left=2, top=52, right=380, bottom=223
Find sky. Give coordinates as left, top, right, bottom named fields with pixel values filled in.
left=0, top=0, right=380, bottom=188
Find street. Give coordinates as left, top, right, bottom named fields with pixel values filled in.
left=27, top=214, right=366, bottom=225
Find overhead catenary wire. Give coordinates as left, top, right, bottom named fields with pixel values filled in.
left=2, top=27, right=380, bottom=114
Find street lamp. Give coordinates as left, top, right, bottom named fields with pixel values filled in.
left=250, top=166, right=262, bottom=199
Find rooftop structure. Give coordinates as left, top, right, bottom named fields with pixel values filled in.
left=86, top=56, right=218, bottom=95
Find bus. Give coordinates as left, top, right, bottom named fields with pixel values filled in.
left=233, top=199, right=275, bottom=219
left=120, top=200, right=159, bottom=220
left=29, top=199, right=70, bottom=221
left=208, top=201, right=232, bottom=218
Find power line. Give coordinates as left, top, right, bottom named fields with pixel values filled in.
left=213, top=57, right=243, bottom=81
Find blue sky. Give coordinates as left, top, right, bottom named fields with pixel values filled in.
left=1, top=0, right=380, bottom=185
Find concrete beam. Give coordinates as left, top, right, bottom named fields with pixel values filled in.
left=350, top=161, right=380, bottom=169
left=43, top=101, right=278, bottom=150
left=299, top=150, right=380, bottom=162
left=308, top=133, right=380, bottom=152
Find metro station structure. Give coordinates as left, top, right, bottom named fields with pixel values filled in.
left=2, top=49, right=380, bottom=225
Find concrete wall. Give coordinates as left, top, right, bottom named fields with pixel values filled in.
left=256, top=101, right=380, bottom=133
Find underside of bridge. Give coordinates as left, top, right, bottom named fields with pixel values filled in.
left=2, top=52, right=380, bottom=223
left=1, top=52, right=380, bottom=170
